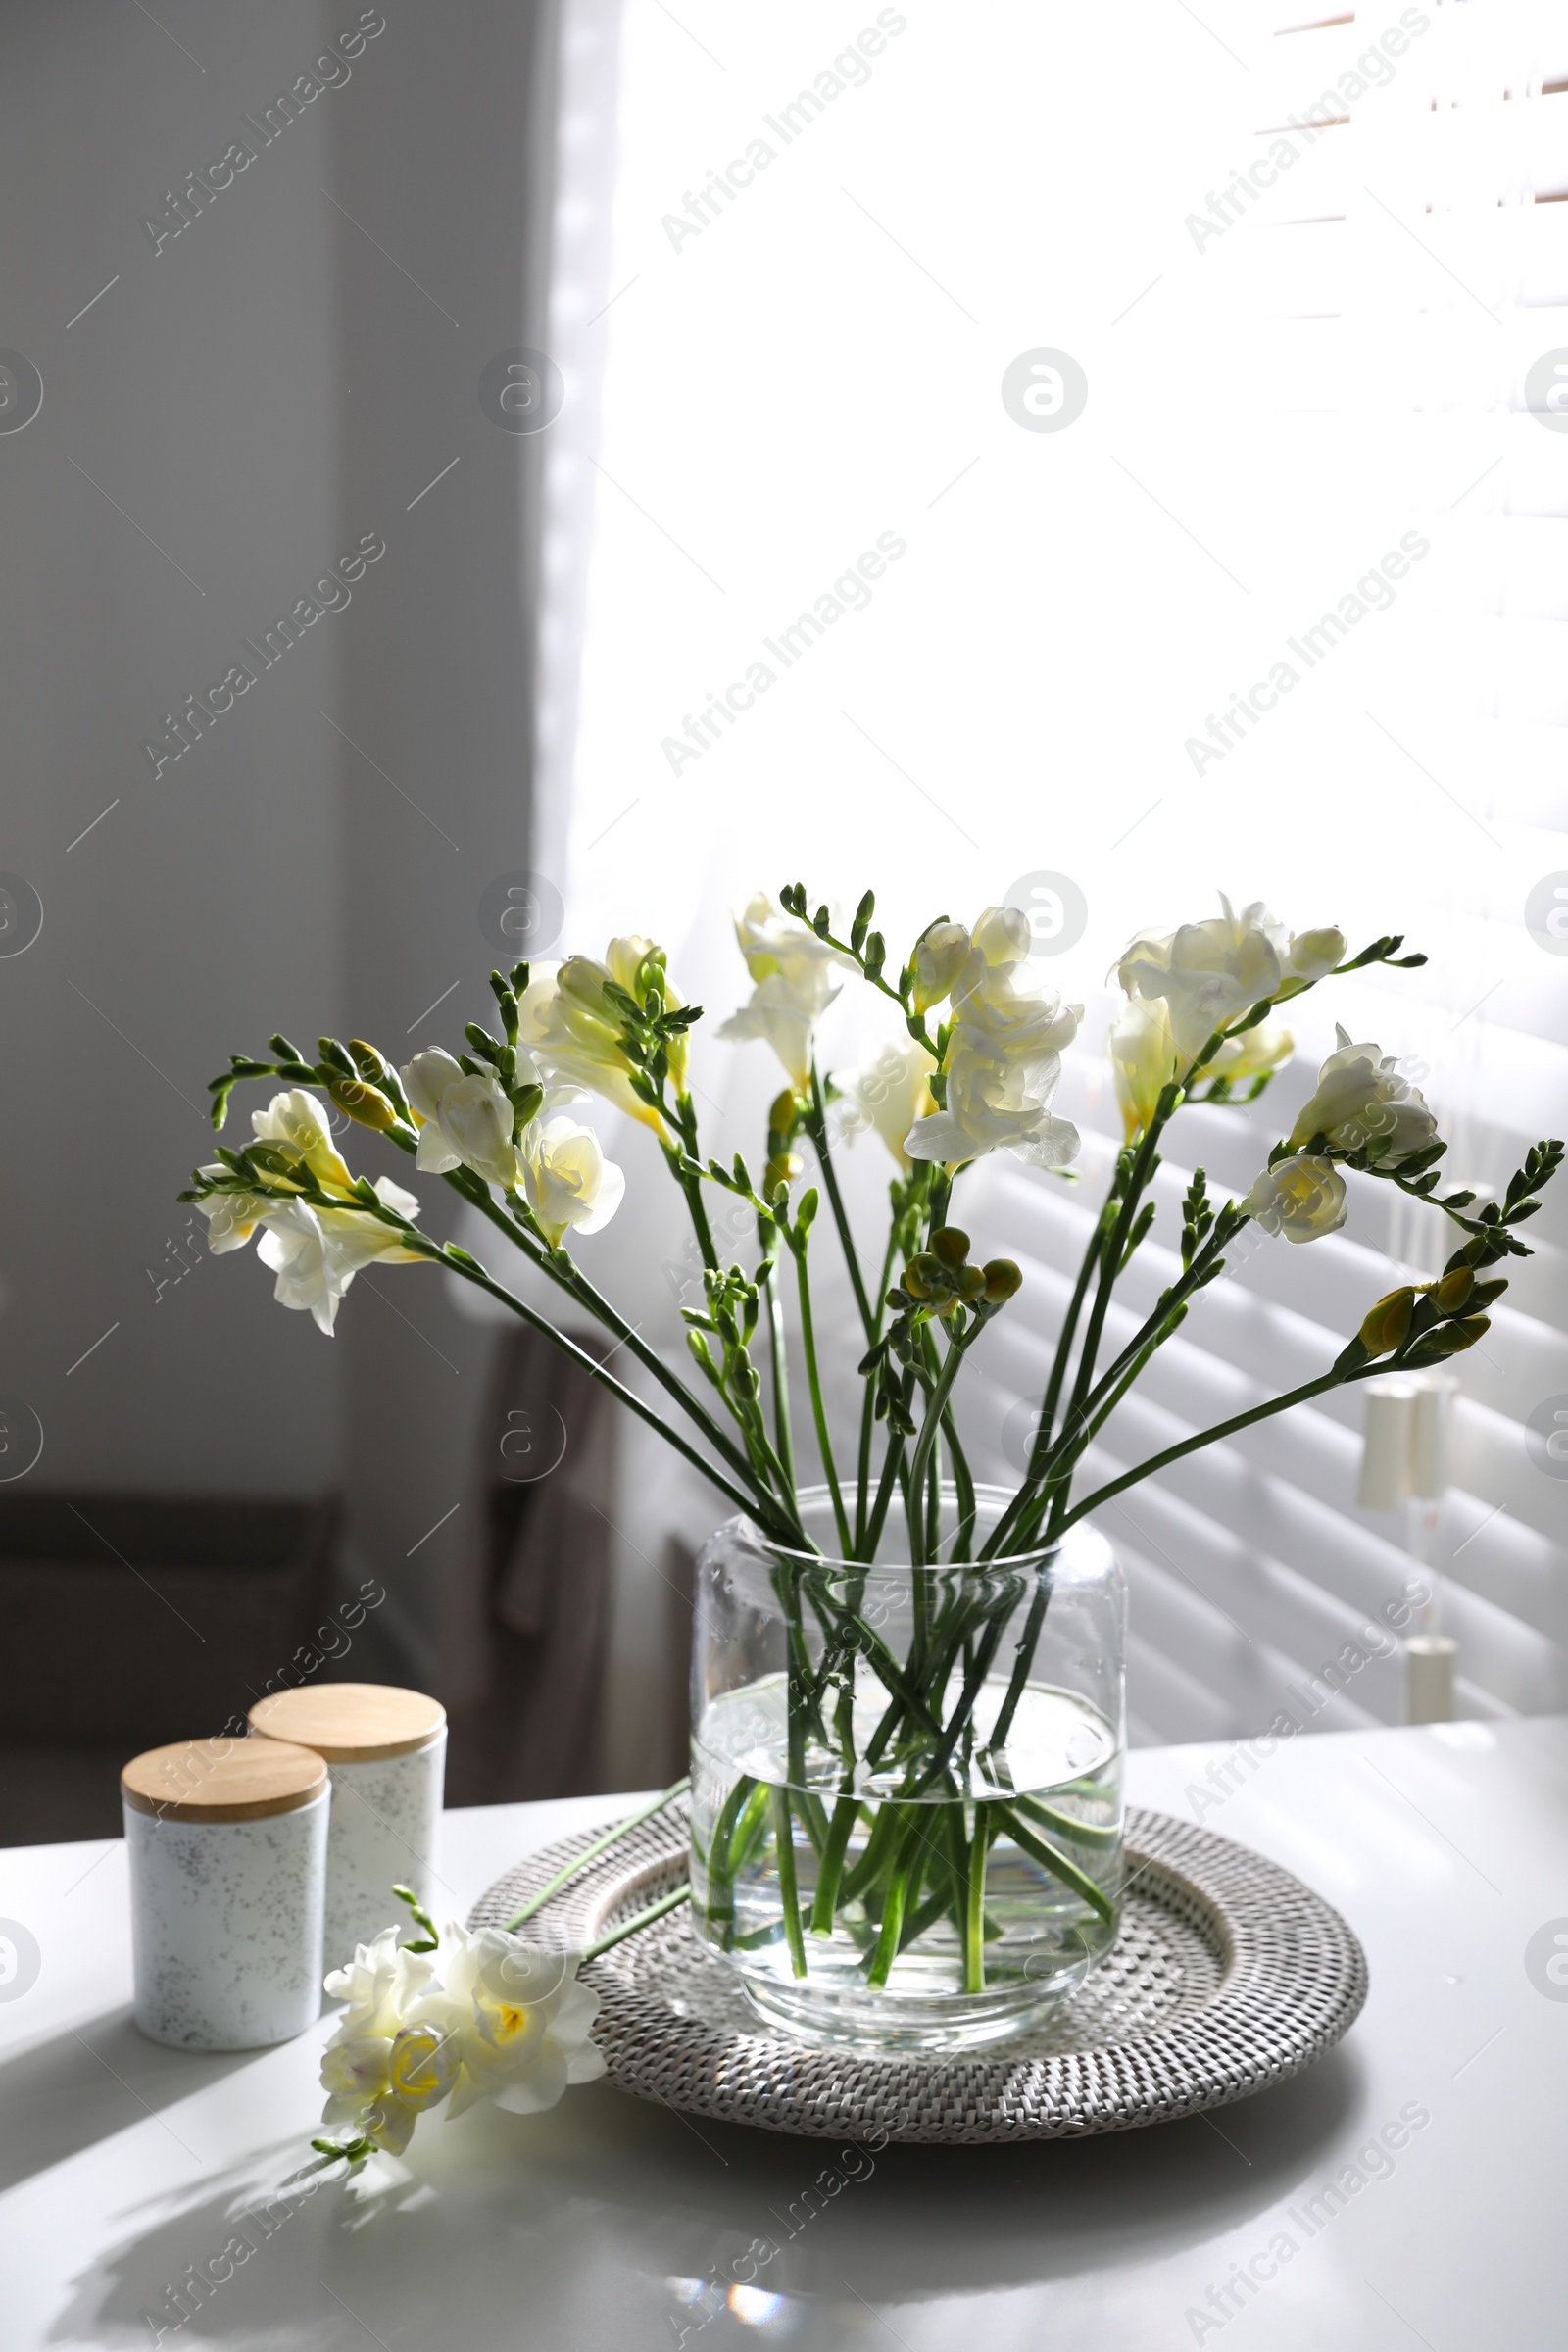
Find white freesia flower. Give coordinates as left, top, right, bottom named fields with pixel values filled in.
left=1203, top=1020, right=1296, bottom=1088
left=1116, top=897, right=1346, bottom=1061
left=1108, top=999, right=1295, bottom=1142
left=519, top=1114, right=625, bottom=1246
left=906, top=906, right=1081, bottom=1170
left=194, top=1173, right=272, bottom=1253
left=1287, top=1027, right=1438, bottom=1162
left=325, top=1925, right=438, bottom=2034
left=255, top=1176, right=421, bottom=1335
left=402, top=1049, right=527, bottom=1188
left=718, top=976, right=827, bottom=1092
left=731, top=891, right=855, bottom=999
left=1107, top=998, right=1178, bottom=1142
left=318, top=1925, right=442, bottom=2155
left=251, top=1088, right=354, bottom=1194
left=718, top=893, right=857, bottom=1090
left=1241, top=1152, right=1348, bottom=1243
left=519, top=936, right=683, bottom=1132
left=431, top=1924, right=606, bottom=2118
left=834, top=1037, right=938, bottom=1169
left=318, top=1921, right=603, bottom=2154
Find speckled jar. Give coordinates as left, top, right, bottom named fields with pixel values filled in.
left=248, top=1685, right=446, bottom=1969
left=122, top=1738, right=329, bottom=2051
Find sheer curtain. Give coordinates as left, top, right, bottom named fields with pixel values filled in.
left=520, top=0, right=1568, bottom=1750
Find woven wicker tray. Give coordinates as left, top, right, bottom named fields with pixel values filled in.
left=469, top=1801, right=1367, bottom=2145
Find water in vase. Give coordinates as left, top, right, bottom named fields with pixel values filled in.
left=691, top=1670, right=1124, bottom=2050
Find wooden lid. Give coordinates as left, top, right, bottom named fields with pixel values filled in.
left=122, top=1738, right=327, bottom=1822
left=247, top=1682, right=446, bottom=1763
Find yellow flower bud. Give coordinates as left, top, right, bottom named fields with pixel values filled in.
left=982, top=1258, right=1023, bottom=1302
left=768, top=1089, right=800, bottom=1137
left=1433, top=1266, right=1474, bottom=1315
left=931, top=1226, right=970, bottom=1269
left=1359, top=1287, right=1415, bottom=1355
left=763, top=1151, right=803, bottom=1194
left=329, top=1077, right=399, bottom=1130
left=903, top=1253, right=940, bottom=1299
left=1426, top=1314, right=1490, bottom=1356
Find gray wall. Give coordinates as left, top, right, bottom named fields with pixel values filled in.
left=0, top=1, right=553, bottom=1650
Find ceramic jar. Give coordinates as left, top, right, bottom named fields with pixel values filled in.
left=122, top=1736, right=329, bottom=2050
left=248, top=1683, right=446, bottom=1969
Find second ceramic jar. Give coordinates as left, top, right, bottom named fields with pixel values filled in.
left=248, top=1683, right=447, bottom=1969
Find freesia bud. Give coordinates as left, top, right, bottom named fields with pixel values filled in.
left=982, top=1258, right=1022, bottom=1302
left=1425, top=1314, right=1491, bottom=1356
left=909, top=921, right=970, bottom=1012
left=1240, top=1152, right=1348, bottom=1244
left=1359, top=1287, right=1415, bottom=1354
left=763, top=1151, right=803, bottom=1193
left=329, top=1077, right=398, bottom=1130
left=931, top=1226, right=970, bottom=1268
left=903, top=1254, right=939, bottom=1299
left=768, top=1089, right=800, bottom=1136
left=1433, top=1266, right=1474, bottom=1315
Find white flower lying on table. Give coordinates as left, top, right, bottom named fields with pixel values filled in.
left=316, top=1895, right=605, bottom=2163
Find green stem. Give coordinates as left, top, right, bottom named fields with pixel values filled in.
left=839, top=1797, right=906, bottom=1905
left=965, top=1805, right=991, bottom=1992
left=911, top=1596, right=1012, bottom=1793
left=579, top=1885, right=692, bottom=1964
left=906, top=1328, right=970, bottom=1562
left=982, top=1199, right=1116, bottom=1564
left=1056, top=1364, right=1373, bottom=1535
left=864, top=1813, right=923, bottom=1985
left=808, top=1061, right=876, bottom=1341
left=986, top=1564, right=1054, bottom=1757
left=1066, top=1213, right=1242, bottom=1447
left=809, top=1793, right=862, bottom=1933
left=855, top=1228, right=900, bottom=1550
left=454, top=1178, right=785, bottom=1526
left=761, top=1234, right=797, bottom=1500
left=861, top=1411, right=908, bottom=1563
left=415, top=1237, right=775, bottom=1531
left=853, top=1380, right=877, bottom=1555
left=994, top=1803, right=1115, bottom=1925
left=1013, top=1792, right=1121, bottom=1851
left=943, top=1801, right=972, bottom=1970
left=698, top=1773, right=755, bottom=1942
left=772, top=1786, right=808, bottom=1978
left=1042, top=1016, right=1261, bottom=1523
left=503, top=1778, right=690, bottom=1931
left=942, top=1398, right=977, bottom=1560
left=671, top=1092, right=719, bottom=1273
left=794, top=1241, right=853, bottom=1557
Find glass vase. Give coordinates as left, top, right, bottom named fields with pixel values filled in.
left=689, top=1486, right=1126, bottom=2052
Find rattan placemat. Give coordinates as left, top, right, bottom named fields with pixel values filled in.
left=469, top=1802, right=1366, bottom=2144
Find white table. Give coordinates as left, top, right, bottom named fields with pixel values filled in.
left=3, top=1717, right=1564, bottom=2351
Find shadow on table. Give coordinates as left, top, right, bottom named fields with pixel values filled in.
left=50, top=2046, right=1366, bottom=2348
left=0, top=2007, right=256, bottom=2194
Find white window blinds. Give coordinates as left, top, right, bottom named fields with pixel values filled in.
left=533, top=0, right=1568, bottom=1744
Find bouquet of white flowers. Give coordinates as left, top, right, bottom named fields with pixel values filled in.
left=188, top=885, right=1560, bottom=2102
